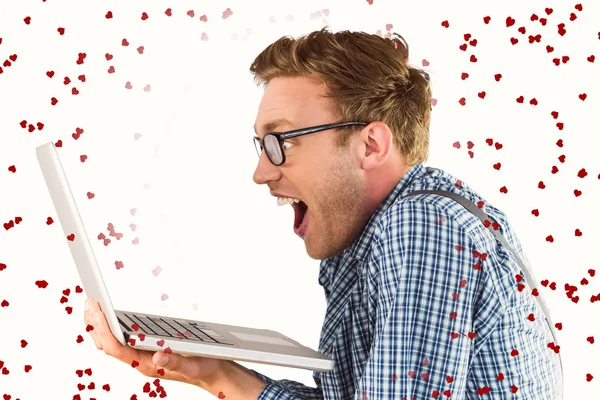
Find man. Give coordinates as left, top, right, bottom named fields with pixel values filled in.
left=84, top=27, right=561, bottom=399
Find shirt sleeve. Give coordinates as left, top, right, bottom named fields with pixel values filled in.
left=357, top=199, right=494, bottom=399
left=252, top=369, right=324, bottom=400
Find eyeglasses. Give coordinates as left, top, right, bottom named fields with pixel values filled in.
left=253, top=121, right=369, bottom=166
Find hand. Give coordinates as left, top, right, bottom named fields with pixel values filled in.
left=83, top=298, right=226, bottom=389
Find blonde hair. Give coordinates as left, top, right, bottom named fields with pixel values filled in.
left=249, top=26, right=432, bottom=166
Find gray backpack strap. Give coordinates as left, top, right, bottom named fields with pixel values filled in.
left=402, top=189, right=563, bottom=399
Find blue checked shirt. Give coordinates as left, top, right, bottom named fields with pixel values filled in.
left=252, top=163, right=560, bottom=399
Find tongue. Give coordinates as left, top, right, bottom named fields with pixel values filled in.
left=292, top=201, right=308, bottom=230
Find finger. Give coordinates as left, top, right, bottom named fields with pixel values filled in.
left=91, top=308, right=124, bottom=351
left=84, top=299, right=103, bottom=350
left=85, top=298, right=101, bottom=313
left=84, top=312, right=103, bottom=350
left=90, top=306, right=145, bottom=364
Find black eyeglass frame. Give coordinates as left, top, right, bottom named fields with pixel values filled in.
left=253, top=121, right=369, bottom=166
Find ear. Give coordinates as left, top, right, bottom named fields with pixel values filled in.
left=354, top=122, right=394, bottom=171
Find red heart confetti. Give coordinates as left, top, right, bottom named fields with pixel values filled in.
left=76, top=53, right=86, bottom=64
left=222, top=8, right=233, bottom=19
left=477, top=386, right=491, bottom=395
left=35, top=280, right=48, bottom=288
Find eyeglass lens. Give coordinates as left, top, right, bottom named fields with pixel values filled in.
left=264, top=135, right=284, bottom=165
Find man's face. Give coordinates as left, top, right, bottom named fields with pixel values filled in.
left=252, top=76, right=369, bottom=260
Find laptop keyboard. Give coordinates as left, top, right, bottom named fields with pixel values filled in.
left=121, top=313, right=234, bottom=346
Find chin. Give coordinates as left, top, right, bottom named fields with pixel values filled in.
left=304, top=239, right=345, bottom=260
left=304, top=242, right=327, bottom=260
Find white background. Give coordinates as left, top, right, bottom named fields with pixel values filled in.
left=1, top=0, right=599, bottom=398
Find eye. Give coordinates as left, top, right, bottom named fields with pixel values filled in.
left=282, top=140, right=294, bottom=150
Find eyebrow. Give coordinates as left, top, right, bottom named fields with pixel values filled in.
left=253, top=118, right=293, bottom=136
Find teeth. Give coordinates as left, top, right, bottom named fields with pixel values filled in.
left=277, top=197, right=301, bottom=206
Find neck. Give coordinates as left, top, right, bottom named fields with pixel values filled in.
left=364, top=158, right=411, bottom=216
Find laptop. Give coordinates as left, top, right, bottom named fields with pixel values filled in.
left=36, top=141, right=334, bottom=372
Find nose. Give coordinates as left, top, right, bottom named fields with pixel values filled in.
left=253, top=151, right=281, bottom=185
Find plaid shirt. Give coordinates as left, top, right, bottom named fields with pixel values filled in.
left=253, top=163, right=560, bottom=399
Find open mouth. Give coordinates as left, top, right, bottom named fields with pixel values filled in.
left=292, top=201, right=308, bottom=231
